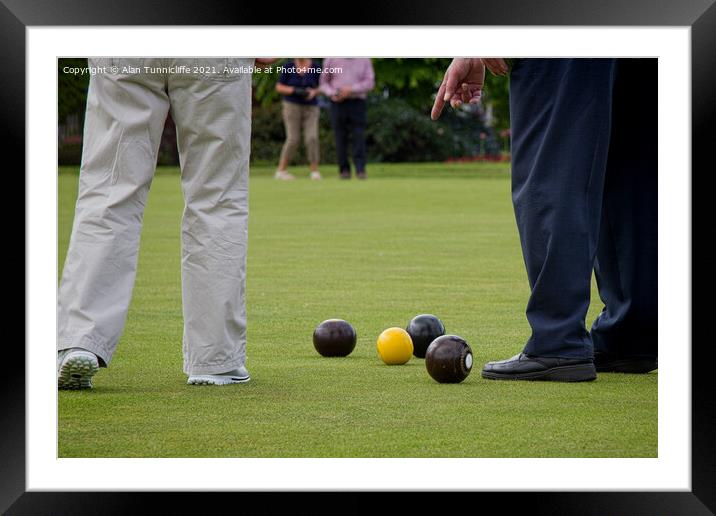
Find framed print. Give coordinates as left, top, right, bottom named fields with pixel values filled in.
left=7, top=0, right=712, bottom=513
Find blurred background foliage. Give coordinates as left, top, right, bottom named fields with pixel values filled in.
left=59, top=58, right=510, bottom=167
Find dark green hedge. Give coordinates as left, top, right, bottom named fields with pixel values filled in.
left=250, top=96, right=493, bottom=167
left=59, top=96, right=497, bottom=167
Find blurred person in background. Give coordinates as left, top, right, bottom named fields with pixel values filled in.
left=320, top=58, right=375, bottom=179
left=275, top=58, right=322, bottom=181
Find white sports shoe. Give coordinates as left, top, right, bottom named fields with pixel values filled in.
left=57, top=348, right=100, bottom=390
left=310, top=170, right=322, bottom=180
left=187, top=366, right=251, bottom=386
left=274, top=170, right=295, bottom=181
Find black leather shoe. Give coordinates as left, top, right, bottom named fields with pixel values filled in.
left=593, top=352, right=657, bottom=373
left=482, top=353, right=596, bottom=382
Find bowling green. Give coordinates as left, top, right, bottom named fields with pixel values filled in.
left=57, top=163, right=658, bottom=458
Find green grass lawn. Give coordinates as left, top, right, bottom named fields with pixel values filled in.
left=57, top=162, right=657, bottom=457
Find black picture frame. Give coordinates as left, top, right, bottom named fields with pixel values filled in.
left=6, top=1, right=710, bottom=513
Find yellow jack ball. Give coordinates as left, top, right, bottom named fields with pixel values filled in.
left=377, top=327, right=414, bottom=365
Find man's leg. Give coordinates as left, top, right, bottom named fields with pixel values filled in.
left=349, top=99, right=368, bottom=178
left=58, top=58, right=169, bottom=384
left=592, top=59, right=658, bottom=373
left=167, top=58, right=252, bottom=382
left=483, top=58, right=617, bottom=381
left=330, top=101, right=350, bottom=177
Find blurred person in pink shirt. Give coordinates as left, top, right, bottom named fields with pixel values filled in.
left=320, top=58, right=375, bottom=179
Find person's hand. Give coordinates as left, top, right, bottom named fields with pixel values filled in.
left=431, top=58, right=485, bottom=120
left=306, top=88, right=319, bottom=100
left=482, top=58, right=509, bottom=76
left=292, top=86, right=309, bottom=98
left=335, top=86, right=352, bottom=101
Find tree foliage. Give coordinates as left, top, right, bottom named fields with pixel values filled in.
left=253, top=58, right=510, bottom=130
left=58, top=57, right=511, bottom=165
left=58, top=58, right=90, bottom=122
left=371, top=57, right=452, bottom=111
left=373, top=58, right=509, bottom=130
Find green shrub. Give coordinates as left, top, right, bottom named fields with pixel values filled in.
left=59, top=96, right=496, bottom=168
left=58, top=143, right=83, bottom=166
left=250, top=96, right=483, bottom=166
left=365, top=96, right=460, bottom=162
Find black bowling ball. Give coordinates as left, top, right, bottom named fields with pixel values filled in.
left=313, top=319, right=357, bottom=357
left=406, top=314, right=445, bottom=358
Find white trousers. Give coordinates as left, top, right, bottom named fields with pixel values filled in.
left=58, top=58, right=253, bottom=375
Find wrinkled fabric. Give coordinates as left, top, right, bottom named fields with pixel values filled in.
left=58, top=57, right=253, bottom=375
left=509, top=58, right=657, bottom=359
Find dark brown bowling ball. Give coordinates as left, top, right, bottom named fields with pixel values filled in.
left=313, top=319, right=357, bottom=357
left=425, top=335, right=473, bottom=383
left=406, top=314, right=445, bottom=358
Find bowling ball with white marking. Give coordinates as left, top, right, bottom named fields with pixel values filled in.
left=425, top=335, right=472, bottom=383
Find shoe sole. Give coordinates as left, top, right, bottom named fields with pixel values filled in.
left=58, top=354, right=99, bottom=390
left=481, top=363, right=597, bottom=382
left=596, top=360, right=657, bottom=374
left=187, top=375, right=251, bottom=386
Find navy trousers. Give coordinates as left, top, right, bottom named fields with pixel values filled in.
left=509, top=58, right=657, bottom=359
left=330, top=98, right=367, bottom=174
